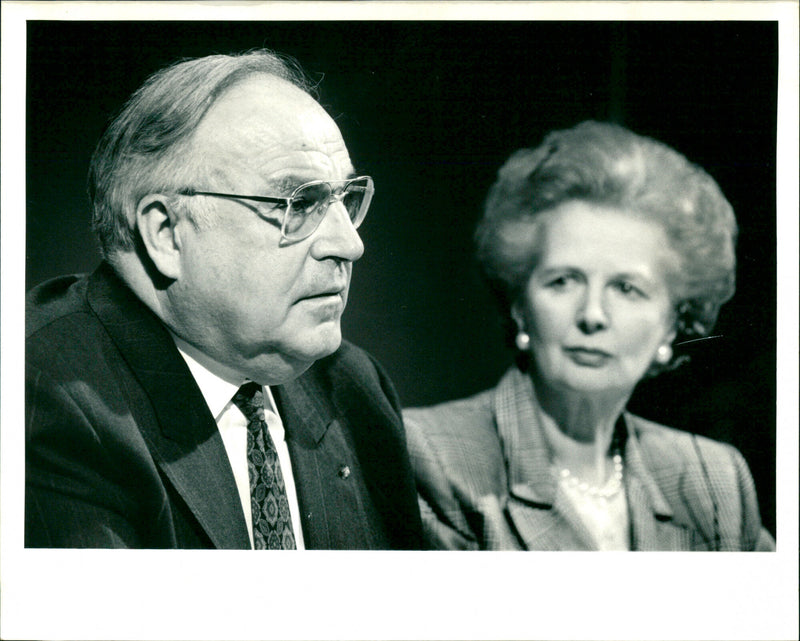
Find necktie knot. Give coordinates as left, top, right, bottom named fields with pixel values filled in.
left=232, top=381, right=265, bottom=426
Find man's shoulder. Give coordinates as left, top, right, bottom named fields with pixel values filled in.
left=26, top=273, right=93, bottom=339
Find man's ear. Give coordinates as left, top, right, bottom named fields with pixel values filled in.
left=136, top=194, right=182, bottom=280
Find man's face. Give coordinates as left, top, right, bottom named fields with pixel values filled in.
left=165, top=75, right=364, bottom=384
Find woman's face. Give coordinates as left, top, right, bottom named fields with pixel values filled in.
left=514, top=201, right=679, bottom=397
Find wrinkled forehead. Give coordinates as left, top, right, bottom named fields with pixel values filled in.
left=189, top=74, right=355, bottom=183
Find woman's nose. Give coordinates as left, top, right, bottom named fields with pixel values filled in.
left=576, top=287, right=609, bottom=334
left=310, top=199, right=364, bottom=262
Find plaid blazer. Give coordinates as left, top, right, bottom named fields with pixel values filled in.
left=404, top=367, right=774, bottom=551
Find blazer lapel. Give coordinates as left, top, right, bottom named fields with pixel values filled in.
left=495, top=369, right=598, bottom=550
left=623, top=415, right=693, bottom=551
left=505, top=496, right=597, bottom=550
left=87, top=264, right=250, bottom=549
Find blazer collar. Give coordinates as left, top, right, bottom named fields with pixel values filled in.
left=494, top=368, right=558, bottom=506
left=86, top=263, right=250, bottom=549
left=495, top=367, right=678, bottom=549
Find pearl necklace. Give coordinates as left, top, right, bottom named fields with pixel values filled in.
left=555, top=453, right=624, bottom=499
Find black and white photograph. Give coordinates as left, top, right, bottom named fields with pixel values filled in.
left=2, top=2, right=797, bottom=640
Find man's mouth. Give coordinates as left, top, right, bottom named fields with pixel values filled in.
left=298, top=286, right=346, bottom=302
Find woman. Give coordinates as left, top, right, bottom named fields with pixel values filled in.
left=404, top=121, right=774, bottom=551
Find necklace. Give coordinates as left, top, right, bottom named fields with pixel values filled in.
left=555, top=453, right=624, bottom=499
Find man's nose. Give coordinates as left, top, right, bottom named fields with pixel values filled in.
left=309, top=200, right=365, bottom=262
left=576, top=286, right=609, bottom=334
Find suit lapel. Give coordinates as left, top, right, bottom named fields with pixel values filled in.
left=87, top=264, right=250, bottom=549
left=275, top=349, right=418, bottom=549
left=275, top=371, right=377, bottom=549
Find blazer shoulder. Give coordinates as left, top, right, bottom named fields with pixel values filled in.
left=626, top=413, right=741, bottom=464
left=403, top=388, right=502, bottom=475
left=26, top=273, right=91, bottom=338
left=26, top=273, right=114, bottom=379
left=404, top=388, right=495, bottom=440
left=626, top=412, right=772, bottom=550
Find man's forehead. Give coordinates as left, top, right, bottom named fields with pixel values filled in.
left=192, top=74, right=355, bottom=184
left=206, top=74, right=323, bottom=127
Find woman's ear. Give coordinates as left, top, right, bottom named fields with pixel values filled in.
left=136, top=194, right=182, bottom=280
left=510, top=300, right=525, bottom=333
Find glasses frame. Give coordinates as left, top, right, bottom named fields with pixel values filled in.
left=177, top=175, right=374, bottom=243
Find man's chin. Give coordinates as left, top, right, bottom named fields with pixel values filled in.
left=293, top=328, right=343, bottom=363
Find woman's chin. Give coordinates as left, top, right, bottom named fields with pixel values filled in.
left=547, top=372, right=635, bottom=398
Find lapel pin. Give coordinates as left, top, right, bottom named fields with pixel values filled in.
left=338, top=465, right=351, bottom=479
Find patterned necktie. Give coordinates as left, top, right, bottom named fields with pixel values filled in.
left=232, top=382, right=296, bottom=549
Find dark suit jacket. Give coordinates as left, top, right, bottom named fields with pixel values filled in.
left=404, top=367, right=774, bottom=551
left=26, top=263, right=423, bottom=549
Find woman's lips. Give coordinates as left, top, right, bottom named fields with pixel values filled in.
left=563, top=346, right=613, bottom=366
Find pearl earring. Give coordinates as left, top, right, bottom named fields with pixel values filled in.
left=655, top=344, right=672, bottom=364
left=515, top=332, right=531, bottom=352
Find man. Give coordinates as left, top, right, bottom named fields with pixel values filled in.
left=26, top=50, right=423, bottom=549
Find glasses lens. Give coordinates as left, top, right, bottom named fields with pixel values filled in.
left=284, top=182, right=332, bottom=239
left=282, top=177, right=373, bottom=241
left=341, top=177, right=373, bottom=227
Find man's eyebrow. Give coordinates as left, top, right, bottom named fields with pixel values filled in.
left=265, top=175, right=306, bottom=193
left=266, top=171, right=360, bottom=193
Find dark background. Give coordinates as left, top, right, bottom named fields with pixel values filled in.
left=26, top=21, right=777, bottom=537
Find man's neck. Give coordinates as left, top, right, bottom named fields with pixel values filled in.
left=171, top=332, right=247, bottom=388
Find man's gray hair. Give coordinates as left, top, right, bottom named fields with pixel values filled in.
left=88, top=49, right=314, bottom=257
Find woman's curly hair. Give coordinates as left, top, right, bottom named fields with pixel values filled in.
left=475, top=120, right=738, bottom=373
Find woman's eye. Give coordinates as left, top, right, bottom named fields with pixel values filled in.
left=546, top=275, right=573, bottom=289
left=614, top=281, right=645, bottom=298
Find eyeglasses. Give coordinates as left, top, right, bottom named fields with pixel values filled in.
left=177, top=175, right=374, bottom=243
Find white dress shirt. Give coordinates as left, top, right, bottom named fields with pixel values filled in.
left=171, top=335, right=305, bottom=549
